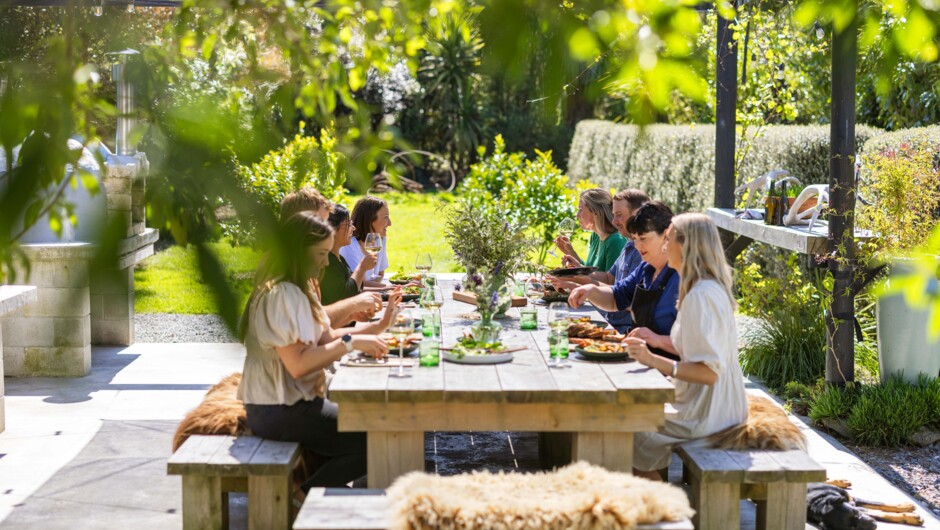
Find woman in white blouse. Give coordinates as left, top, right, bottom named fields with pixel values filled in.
left=624, top=213, right=748, bottom=480
left=340, top=196, right=392, bottom=288
left=237, top=212, right=400, bottom=489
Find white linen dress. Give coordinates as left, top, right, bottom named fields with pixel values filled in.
left=633, top=279, right=749, bottom=471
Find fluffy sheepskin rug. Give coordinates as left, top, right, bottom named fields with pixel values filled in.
left=386, top=461, right=694, bottom=530
left=172, top=372, right=249, bottom=452
left=705, top=395, right=807, bottom=451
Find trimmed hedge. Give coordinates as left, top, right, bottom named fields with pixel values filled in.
left=568, top=120, right=883, bottom=213
left=861, top=124, right=940, bottom=154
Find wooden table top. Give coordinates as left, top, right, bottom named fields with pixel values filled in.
left=329, top=279, right=675, bottom=406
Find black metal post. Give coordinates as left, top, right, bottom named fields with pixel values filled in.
left=827, top=6, right=857, bottom=385
left=714, top=2, right=737, bottom=210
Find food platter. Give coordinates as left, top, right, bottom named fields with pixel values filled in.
left=380, top=334, right=420, bottom=355
left=571, top=339, right=632, bottom=361
left=549, top=266, right=597, bottom=277
left=442, top=349, right=514, bottom=365
left=567, top=319, right=624, bottom=341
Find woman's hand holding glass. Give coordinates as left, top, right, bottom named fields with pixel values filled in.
left=524, top=276, right=544, bottom=302
left=554, top=234, right=574, bottom=256
left=356, top=251, right=378, bottom=273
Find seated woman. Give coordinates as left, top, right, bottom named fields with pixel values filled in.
left=340, top=196, right=392, bottom=288
left=623, top=213, right=748, bottom=481
left=554, top=188, right=626, bottom=272
left=237, top=212, right=400, bottom=490
left=567, top=201, right=680, bottom=360
left=322, top=204, right=374, bottom=305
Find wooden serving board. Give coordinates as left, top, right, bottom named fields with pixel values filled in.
left=452, top=291, right=527, bottom=307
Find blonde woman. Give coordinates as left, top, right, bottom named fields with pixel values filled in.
left=624, top=213, right=748, bottom=480
left=237, top=212, right=400, bottom=490
left=555, top=188, right=626, bottom=272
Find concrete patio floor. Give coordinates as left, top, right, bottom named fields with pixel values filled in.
left=0, top=342, right=937, bottom=529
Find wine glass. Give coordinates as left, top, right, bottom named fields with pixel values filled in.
left=557, top=218, right=577, bottom=240
left=363, top=232, right=383, bottom=278
left=525, top=275, right=545, bottom=302
left=415, top=253, right=433, bottom=273
left=547, top=302, right=570, bottom=368
left=389, top=310, right=415, bottom=378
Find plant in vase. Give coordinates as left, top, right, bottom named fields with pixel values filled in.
left=443, top=199, right=537, bottom=278
left=460, top=270, right=512, bottom=342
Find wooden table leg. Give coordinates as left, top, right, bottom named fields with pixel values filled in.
left=692, top=479, right=740, bottom=530
left=367, top=431, right=425, bottom=488
left=248, top=475, right=291, bottom=530
left=756, top=482, right=807, bottom=530
left=181, top=475, right=223, bottom=530
left=571, top=432, right=633, bottom=472
left=538, top=432, right=572, bottom=470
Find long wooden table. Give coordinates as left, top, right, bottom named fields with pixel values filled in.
left=328, top=279, right=675, bottom=488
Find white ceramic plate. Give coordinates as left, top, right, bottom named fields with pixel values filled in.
left=442, top=350, right=514, bottom=365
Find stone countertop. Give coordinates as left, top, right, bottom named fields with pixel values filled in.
left=0, top=285, right=37, bottom=316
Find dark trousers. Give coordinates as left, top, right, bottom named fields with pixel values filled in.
left=245, top=398, right=366, bottom=490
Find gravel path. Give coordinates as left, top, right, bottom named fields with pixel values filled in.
left=847, top=443, right=940, bottom=517
left=135, top=313, right=238, bottom=343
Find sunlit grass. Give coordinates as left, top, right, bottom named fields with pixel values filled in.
left=135, top=191, right=590, bottom=314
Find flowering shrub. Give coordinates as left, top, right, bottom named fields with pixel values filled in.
left=858, top=135, right=940, bottom=255
left=459, top=135, right=576, bottom=263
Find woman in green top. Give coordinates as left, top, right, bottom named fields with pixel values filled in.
left=555, top=188, right=626, bottom=272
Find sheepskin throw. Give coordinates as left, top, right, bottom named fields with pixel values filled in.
left=386, top=462, right=694, bottom=530
left=172, top=372, right=249, bottom=452
left=705, top=395, right=807, bottom=452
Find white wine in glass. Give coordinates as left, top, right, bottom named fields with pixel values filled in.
left=363, top=232, right=383, bottom=277
left=363, top=232, right=383, bottom=256
left=389, top=312, right=415, bottom=378
left=421, top=285, right=444, bottom=310
left=557, top=218, right=577, bottom=240
left=415, top=253, right=433, bottom=273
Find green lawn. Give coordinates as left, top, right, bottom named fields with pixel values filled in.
left=137, top=192, right=459, bottom=314
left=136, top=191, right=589, bottom=314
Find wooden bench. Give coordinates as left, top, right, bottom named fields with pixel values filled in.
left=676, top=446, right=827, bottom=530
left=293, top=488, right=695, bottom=530
left=167, top=435, right=301, bottom=530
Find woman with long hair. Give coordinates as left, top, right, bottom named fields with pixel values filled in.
left=237, top=212, right=401, bottom=489
left=340, top=196, right=392, bottom=287
left=623, top=213, right=748, bottom=480
left=555, top=188, right=626, bottom=272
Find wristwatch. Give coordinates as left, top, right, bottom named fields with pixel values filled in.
left=342, top=334, right=354, bottom=353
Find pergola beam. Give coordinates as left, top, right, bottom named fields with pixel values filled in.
left=827, top=4, right=858, bottom=385
left=714, top=1, right=738, bottom=210
left=0, top=0, right=181, bottom=6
